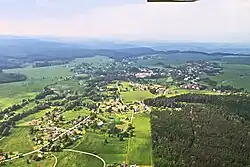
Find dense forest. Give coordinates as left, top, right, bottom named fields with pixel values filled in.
left=145, top=94, right=250, bottom=167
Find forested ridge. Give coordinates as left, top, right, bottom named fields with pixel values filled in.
left=145, top=94, right=250, bottom=167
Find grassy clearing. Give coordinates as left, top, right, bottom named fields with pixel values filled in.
left=54, top=151, right=103, bottom=167
left=0, top=92, right=37, bottom=110
left=63, top=108, right=91, bottom=121
left=3, top=156, right=55, bottom=167
left=0, top=126, right=33, bottom=153
left=75, top=132, right=127, bottom=164
left=121, top=91, right=155, bottom=103
left=210, top=64, right=250, bottom=91
left=128, top=113, right=153, bottom=165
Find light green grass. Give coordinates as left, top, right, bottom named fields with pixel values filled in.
left=0, top=65, right=72, bottom=99
left=63, top=108, right=91, bottom=121
left=0, top=126, right=34, bottom=153
left=0, top=93, right=37, bottom=110
left=210, top=64, right=250, bottom=91
left=75, top=132, right=128, bottom=164
left=4, top=65, right=72, bottom=79
left=3, top=156, right=55, bottom=167
left=54, top=151, right=103, bottom=167
left=121, top=91, right=155, bottom=103
left=128, top=113, right=153, bottom=165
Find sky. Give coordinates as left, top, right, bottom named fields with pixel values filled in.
left=0, top=0, right=250, bottom=42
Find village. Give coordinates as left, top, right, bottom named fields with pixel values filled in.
left=1, top=55, right=248, bottom=167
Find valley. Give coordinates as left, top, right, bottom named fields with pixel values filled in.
left=1, top=49, right=250, bottom=167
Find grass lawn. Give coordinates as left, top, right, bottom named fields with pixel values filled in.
left=3, top=156, right=55, bottom=167
left=121, top=91, right=155, bottom=103
left=75, top=132, right=128, bottom=164
left=127, top=113, right=153, bottom=165
left=0, top=92, right=37, bottom=111
left=210, top=63, right=250, bottom=91
left=54, top=151, right=103, bottom=167
left=63, top=108, right=91, bottom=121
left=0, top=126, right=34, bottom=153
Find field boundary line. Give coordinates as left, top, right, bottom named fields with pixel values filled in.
left=63, top=149, right=106, bottom=167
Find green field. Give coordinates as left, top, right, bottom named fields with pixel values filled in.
left=210, top=64, right=250, bottom=91
left=75, top=132, right=127, bottom=164
left=0, top=65, right=73, bottom=110
left=121, top=91, right=155, bottom=103
left=3, top=156, right=55, bottom=167
left=0, top=126, right=34, bottom=153
left=54, top=151, right=103, bottom=167
left=63, top=108, right=91, bottom=121
left=128, top=113, right=153, bottom=165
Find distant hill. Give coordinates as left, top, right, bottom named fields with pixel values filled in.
left=1, top=36, right=250, bottom=69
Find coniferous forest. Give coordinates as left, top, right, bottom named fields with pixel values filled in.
left=145, top=94, right=250, bottom=167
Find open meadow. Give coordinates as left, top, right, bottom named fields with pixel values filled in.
left=0, top=126, right=34, bottom=153
left=210, top=63, right=250, bottom=91
left=121, top=90, right=155, bottom=103
left=0, top=65, right=73, bottom=110
left=127, top=113, right=153, bottom=166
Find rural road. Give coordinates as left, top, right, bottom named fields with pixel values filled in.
left=64, top=149, right=106, bottom=167
left=51, top=153, right=58, bottom=167
left=2, top=116, right=90, bottom=163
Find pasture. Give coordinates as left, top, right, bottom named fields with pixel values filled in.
left=75, top=132, right=128, bottom=164
left=3, top=156, right=55, bottom=167
left=0, top=65, right=73, bottom=110
left=210, top=64, right=250, bottom=91
left=0, top=126, right=33, bottom=153
left=121, top=91, right=155, bottom=103
left=54, top=151, right=103, bottom=167
left=63, top=108, right=91, bottom=121
left=127, top=113, right=153, bottom=166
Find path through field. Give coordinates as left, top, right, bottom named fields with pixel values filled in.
left=63, top=149, right=106, bottom=167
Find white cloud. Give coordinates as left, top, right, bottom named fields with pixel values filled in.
left=1, top=0, right=250, bottom=42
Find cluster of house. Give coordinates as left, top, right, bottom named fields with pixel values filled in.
left=129, top=82, right=168, bottom=95
left=180, top=83, right=202, bottom=90
left=135, top=68, right=155, bottom=78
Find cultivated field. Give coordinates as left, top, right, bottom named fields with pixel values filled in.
left=210, top=63, right=250, bottom=91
